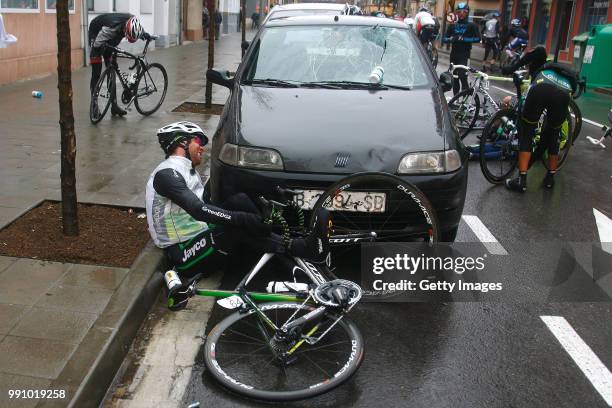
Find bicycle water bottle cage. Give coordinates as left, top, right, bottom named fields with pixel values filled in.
left=313, top=279, right=362, bottom=308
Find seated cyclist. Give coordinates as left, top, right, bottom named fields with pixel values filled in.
left=501, top=46, right=578, bottom=192
left=414, top=6, right=437, bottom=45
left=145, top=121, right=330, bottom=309
left=504, top=18, right=529, bottom=59
left=89, top=14, right=152, bottom=117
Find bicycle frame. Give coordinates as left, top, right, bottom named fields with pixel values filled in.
left=104, top=38, right=154, bottom=107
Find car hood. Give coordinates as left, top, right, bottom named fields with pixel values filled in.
left=235, top=86, right=446, bottom=173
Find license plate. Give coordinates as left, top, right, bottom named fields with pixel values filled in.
left=293, top=189, right=386, bottom=213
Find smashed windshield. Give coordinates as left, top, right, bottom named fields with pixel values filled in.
left=244, top=24, right=430, bottom=88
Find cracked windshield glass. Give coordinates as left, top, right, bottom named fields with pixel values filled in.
left=246, top=24, right=430, bottom=88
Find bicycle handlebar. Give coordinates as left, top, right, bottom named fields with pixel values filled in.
left=572, top=77, right=587, bottom=100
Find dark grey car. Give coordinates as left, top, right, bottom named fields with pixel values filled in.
left=206, top=15, right=466, bottom=241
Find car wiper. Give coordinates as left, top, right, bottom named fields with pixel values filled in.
left=383, top=84, right=412, bottom=90
left=307, top=81, right=389, bottom=90
left=247, top=79, right=301, bottom=88
left=298, top=82, right=343, bottom=89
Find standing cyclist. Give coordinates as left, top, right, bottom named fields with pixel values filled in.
left=482, top=12, right=500, bottom=64
left=145, top=121, right=330, bottom=309
left=501, top=46, right=578, bottom=192
left=414, top=6, right=437, bottom=46
left=504, top=18, right=529, bottom=60
left=443, top=3, right=480, bottom=95
left=89, top=14, right=152, bottom=116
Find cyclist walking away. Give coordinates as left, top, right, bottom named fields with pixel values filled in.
left=89, top=14, right=152, bottom=116
left=501, top=46, right=578, bottom=192
left=443, top=2, right=480, bottom=94
left=414, top=6, right=438, bottom=45
left=145, top=121, right=331, bottom=310
left=482, top=12, right=500, bottom=64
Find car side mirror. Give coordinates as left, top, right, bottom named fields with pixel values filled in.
left=241, top=40, right=250, bottom=51
left=207, top=69, right=234, bottom=89
left=439, top=72, right=453, bottom=93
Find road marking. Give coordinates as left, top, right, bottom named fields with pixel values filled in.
left=489, top=86, right=605, bottom=128
left=461, top=215, right=508, bottom=255
left=593, top=208, right=612, bottom=255
left=541, top=316, right=612, bottom=406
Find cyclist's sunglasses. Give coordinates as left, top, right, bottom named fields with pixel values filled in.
left=192, top=136, right=207, bottom=146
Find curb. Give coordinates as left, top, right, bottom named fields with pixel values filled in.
left=37, top=241, right=166, bottom=408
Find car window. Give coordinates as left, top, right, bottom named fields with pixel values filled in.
left=269, top=9, right=343, bottom=20
left=244, top=25, right=431, bottom=88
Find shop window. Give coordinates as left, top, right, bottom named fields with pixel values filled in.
left=581, top=0, right=609, bottom=32
left=46, top=0, right=75, bottom=12
left=87, top=0, right=93, bottom=10
left=1, top=0, right=38, bottom=12
left=532, top=0, right=552, bottom=45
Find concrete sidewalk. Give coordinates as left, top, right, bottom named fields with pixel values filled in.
left=0, top=31, right=249, bottom=407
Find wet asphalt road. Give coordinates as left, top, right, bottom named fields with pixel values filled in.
left=178, top=61, right=612, bottom=408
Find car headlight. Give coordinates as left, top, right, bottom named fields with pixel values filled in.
left=219, top=143, right=284, bottom=170
left=397, top=150, right=461, bottom=174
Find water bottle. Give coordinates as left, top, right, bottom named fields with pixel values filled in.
left=164, top=270, right=182, bottom=293
left=32, top=91, right=43, bottom=98
left=266, top=281, right=310, bottom=294
left=368, top=66, right=384, bottom=84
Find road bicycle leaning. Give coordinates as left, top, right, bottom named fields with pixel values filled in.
left=171, top=172, right=440, bottom=401
left=90, top=36, right=168, bottom=124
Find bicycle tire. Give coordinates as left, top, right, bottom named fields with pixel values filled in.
left=134, top=63, right=168, bottom=116
left=479, top=108, right=519, bottom=184
left=90, top=68, right=113, bottom=124
left=540, top=110, right=574, bottom=171
left=448, top=88, right=480, bottom=140
left=568, top=98, right=582, bottom=144
left=308, top=172, right=440, bottom=243
left=203, top=302, right=364, bottom=401
left=431, top=47, right=438, bottom=68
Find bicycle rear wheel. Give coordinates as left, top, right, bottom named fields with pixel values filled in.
left=90, top=68, right=113, bottom=124
left=540, top=110, right=574, bottom=171
left=479, top=108, right=519, bottom=184
left=308, top=172, right=440, bottom=244
left=568, top=98, right=582, bottom=144
left=431, top=47, right=439, bottom=68
left=134, top=63, right=168, bottom=116
left=448, top=88, right=480, bottom=140
left=203, top=302, right=364, bottom=401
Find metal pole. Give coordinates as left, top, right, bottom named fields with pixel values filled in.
left=81, top=0, right=89, bottom=67
left=241, top=0, right=246, bottom=57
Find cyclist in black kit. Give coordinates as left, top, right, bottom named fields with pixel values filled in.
left=145, top=121, right=330, bottom=309
left=89, top=13, right=152, bottom=116
left=501, top=46, right=578, bottom=192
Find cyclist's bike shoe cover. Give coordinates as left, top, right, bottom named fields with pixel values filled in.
left=167, top=285, right=190, bottom=311
left=111, top=105, right=127, bottom=117
left=543, top=171, right=555, bottom=189
left=505, top=175, right=527, bottom=192
left=289, top=208, right=330, bottom=263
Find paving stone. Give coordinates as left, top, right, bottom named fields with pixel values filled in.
left=0, top=373, right=53, bottom=408
left=59, top=265, right=129, bottom=291
left=0, top=206, right=26, bottom=229
left=10, top=307, right=98, bottom=344
left=0, top=256, right=18, bottom=274
left=0, top=336, right=76, bottom=380
left=0, top=303, right=29, bottom=335
left=0, top=260, right=70, bottom=306
left=35, top=284, right=114, bottom=314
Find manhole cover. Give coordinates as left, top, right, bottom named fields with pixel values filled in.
left=172, top=102, right=224, bottom=115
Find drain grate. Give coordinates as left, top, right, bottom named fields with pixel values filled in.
left=172, top=102, right=225, bottom=115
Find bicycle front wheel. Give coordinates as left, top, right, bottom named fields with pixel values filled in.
left=308, top=172, right=440, bottom=243
left=203, top=302, right=364, bottom=401
left=479, top=108, right=519, bottom=184
left=90, top=68, right=113, bottom=124
left=134, top=63, right=168, bottom=116
left=540, top=110, right=574, bottom=171
left=448, top=88, right=480, bottom=139
left=568, top=98, right=582, bottom=143
left=431, top=47, right=439, bottom=68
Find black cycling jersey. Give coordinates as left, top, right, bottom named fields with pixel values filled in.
left=444, top=19, right=480, bottom=59
left=89, top=13, right=132, bottom=46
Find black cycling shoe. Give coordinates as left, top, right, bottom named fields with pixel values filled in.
left=543, top=172, right=555, bottom=189
left=167, top=287, right=189, bottom=311
left=111, top=105, right=127, bottom=117
left=289, top=208, right=330, bottom=262
left=505, top=175, right=527, bottom=192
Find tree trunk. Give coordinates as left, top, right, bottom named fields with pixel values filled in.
left=205, top=0, right=216, bottom=107
left=241, top=0, right=246, bottom=57
left=56, top=0, right=79, bottom=236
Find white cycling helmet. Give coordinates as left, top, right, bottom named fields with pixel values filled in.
left=343, top=4, right=362, bottom=15
left=511, top=18, right=522, bottom=27
left=157, top=121, right=208, bottom=156
left=125, top=16, right=144, bottom=43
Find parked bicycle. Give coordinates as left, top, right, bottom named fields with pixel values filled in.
left=478, top=71, right=581, bottom=184
left=176, top=172, right=439, bottom=401
left=586, top=109, right=612, bottom=149
left=90, top=36, right=168, bottom=124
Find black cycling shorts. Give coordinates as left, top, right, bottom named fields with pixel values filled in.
left=519, top=82, right=570, bottom=154
left=419, top=25, right=436, bottom=44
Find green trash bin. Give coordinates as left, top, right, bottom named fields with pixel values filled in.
left=572, top=32, right=589, bottom=73
left=580, top=24, right=612, bottom=89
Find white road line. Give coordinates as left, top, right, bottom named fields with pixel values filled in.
left=489, top=86, right=605, bottom=128
left=461, top=215, right=508, bottom=255
left=540, top=316, right=612, bottom=406
left=593, top=208, right=612, bottom=255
